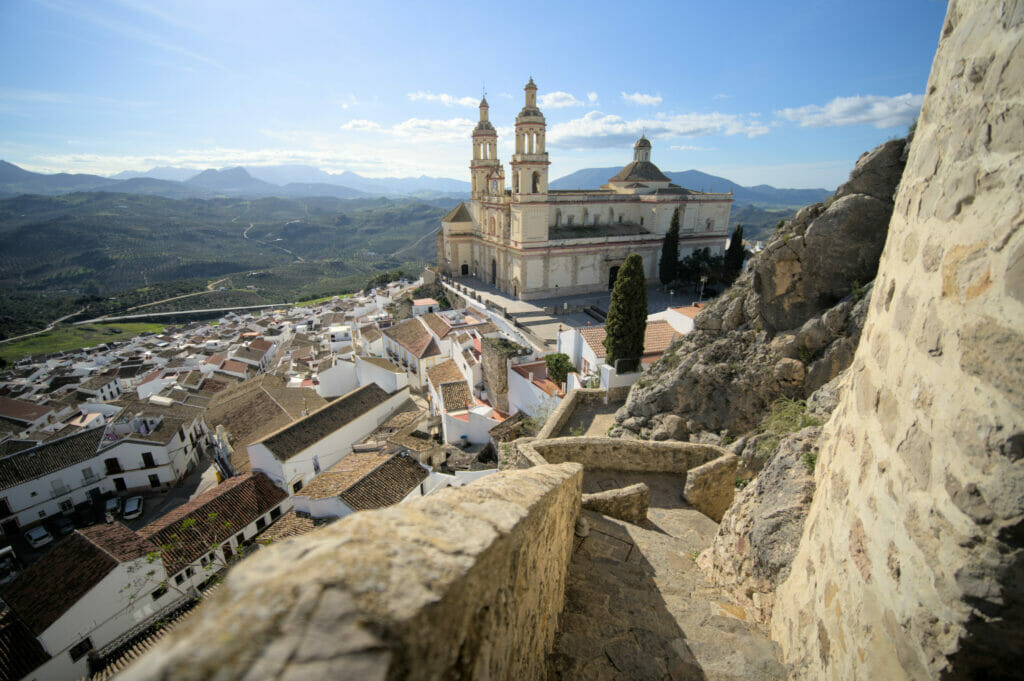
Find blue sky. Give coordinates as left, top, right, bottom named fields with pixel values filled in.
left=0, top=0, right=948, bottom=188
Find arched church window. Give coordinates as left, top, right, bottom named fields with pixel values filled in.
left=640, top=217, right=644, bottom=226
left=554, top=210, right=561, bottom=227
left=514, top=173, right=520, bottom=194
left=583, top=209, right=589, bottom=224
left=532, top=171, right=540, bottom=193
left=567, top=215, right=575, bottom=226
left=618, top=215, right=623, bottom=224
left=706, top=218, right=715, bottom=231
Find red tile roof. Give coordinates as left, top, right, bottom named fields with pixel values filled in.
left=0, top=396, right=51, bottom=424
left=383, top=318, right=435, bottom=358
left=1, top=524, right=158, bottom=636
left=426, top=359, right=463, bottom=388
left=140, top=472, right=286, bottom=575
left=412, top=298, right=438, bottom=307
left=578, top=321, right=679, bottom=363
left=338, top=454, right=428, bottom=511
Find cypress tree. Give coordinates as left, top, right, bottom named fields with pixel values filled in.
left=723, top=224, right=745, bottom=283
left=604, top=253, right=647, bottom=373
left=659, top=207, right=680, bottom=286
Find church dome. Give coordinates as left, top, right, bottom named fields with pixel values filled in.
left=635, top=136, right=652, bottom=149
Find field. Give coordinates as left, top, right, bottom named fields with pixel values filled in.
left=0, top=322, right=167, bottom=364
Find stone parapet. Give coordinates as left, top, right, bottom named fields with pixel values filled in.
left=582, top=482, right=650, bottom=524
left=536, top=388, right=607, bottom=439
left=119, top=463, right=583, bottom=681
left=527, top=436, right=724, bottom=474
left=682, top=453, right=738, bottom=522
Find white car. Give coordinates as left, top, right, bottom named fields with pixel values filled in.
left=25, top=526, right=53, bottom=549
left=123, top=496, right=144, bottom=521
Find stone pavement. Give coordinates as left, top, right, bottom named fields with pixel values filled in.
left=442, top=276, right=702, bottom=349
left=548, top=471, right=786, bottom=681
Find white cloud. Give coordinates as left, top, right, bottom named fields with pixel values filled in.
left=407, top=91, right=478, bottom=107
left=548, top=111, right=769, bottom=149
left=587, top=92, right=599, bottom=105
left=339, top=119, right=382, bottom=131
left=539, top=91, right=584, bottom=108
left=391, top=117, right=476, bottom=142
left=777, top=93, right=924, bottom=129
left=621, top=91, right=662, bottom=106
left=670, top=145, right=715, bottom=152
left=712, top=93, right=731, bottom=100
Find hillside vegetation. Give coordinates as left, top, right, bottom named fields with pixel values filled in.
left=0, top=192, right=451, bottom=338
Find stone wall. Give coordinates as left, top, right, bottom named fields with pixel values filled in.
left=771, top=2, right=1024, bottom=679
left=119, top=463, right=583, bottom=681
left=536, top=388, right=607, bottom=440
left=528, top=436, right=723, bottom=474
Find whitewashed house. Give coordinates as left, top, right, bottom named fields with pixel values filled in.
left=354, top=356, right=408, bottom=394
left=247, top=383, right=410, bottom=494
left=290, top=451, right=427, bottom=520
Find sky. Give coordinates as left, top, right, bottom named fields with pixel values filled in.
left=0, top=0, right=949, bottom=189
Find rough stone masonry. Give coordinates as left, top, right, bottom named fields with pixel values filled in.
left=771, top=1, right=1024, bottom=678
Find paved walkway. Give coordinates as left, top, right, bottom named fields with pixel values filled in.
left=548, top=472, right=786, bottom=681
left=443, top=276, right=704, bottom=349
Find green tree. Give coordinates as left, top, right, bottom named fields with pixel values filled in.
left=544, top=352, right=574, bottom=386
left=659, top=208, right=680, bottom=286
left=723, top=224, right=746, bottom=284
left=604, top=253, right=647, bottom=373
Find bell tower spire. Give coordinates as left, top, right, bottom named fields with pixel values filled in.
left=510, top=77, right=549, bottom=199
left=470, top=95, right=499, bottom=199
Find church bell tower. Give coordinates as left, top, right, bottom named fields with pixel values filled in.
left=510, top=78, right=549, bottom=201
left=470, top=96, right=499, bottom=199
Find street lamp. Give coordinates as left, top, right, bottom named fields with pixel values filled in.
left=698, top=275, right=708, bottom=304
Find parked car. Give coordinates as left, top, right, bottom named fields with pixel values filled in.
left=54, top=516, right=76, bottom=536
left=105, top=497, right=122, bottom=518
left=25, top=526, right=53, bottom=549
left=123, top=496, right=144, bottom=521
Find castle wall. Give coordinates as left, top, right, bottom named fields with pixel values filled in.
left=118, top=463, right=584, bottom=681
left=771, top=2, right=1024, bottom=678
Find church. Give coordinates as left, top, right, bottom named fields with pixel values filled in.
left=436, top=79, right=732, bottom=300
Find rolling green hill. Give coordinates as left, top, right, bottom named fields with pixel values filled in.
left=0, top=192, right=452, bottom=338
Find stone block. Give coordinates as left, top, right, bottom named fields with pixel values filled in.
left=582, top=482, right=650, bottom=524
left=683, top=454, right=738, bottom=522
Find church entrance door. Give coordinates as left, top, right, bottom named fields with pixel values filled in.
left=461, top=264, right=469, bottom=276
left=608, top=266, right=620, bottom=290
left=491, top=259, right=497, bottom=286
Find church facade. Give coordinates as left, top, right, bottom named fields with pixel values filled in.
left=436, top=79, right=732, bottom=300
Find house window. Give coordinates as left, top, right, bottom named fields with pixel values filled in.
left=313, top=456, right=321, bottom=475
left=185, top=567, right=194, bottom=577
left=235, top=532, right=245, bottom=545
left=104, top=458, right=122, bottom=474
left=69, top=637, right=93, bottom=662
left=149, top=474, right=161, bottom=488
left=152, top=586, right=167, bottom=600
left=60, top=500, right=73, bottom=512
left=0, top=499, right=10, bottom=519
left=142, top=452, right=156, bottom=468
left=256, top=517, right=267, bottom=531
left=292, top=480, right=303, bottom=493
left=38, top=510, right=46, bottom=518
left=270, top=506, right=281, bottom=520
left=174, top=573, right=185, bottom=586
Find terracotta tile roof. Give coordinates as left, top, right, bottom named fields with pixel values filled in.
left=426, top=359, right=463, bottom=388
left=231, top=347, right=265, bottom=364
left=0, top=428, right=104, bottom=490
left=383, top=318, right=434, bottom=358
left=257, top=383, right=391, bottom=461
left=256, top=509, right=328, bottom=542
left=359, top=326, right=382, bottom=343
left=249, top=338, right=274, bottom=353
left=440, top=382, right=474, bottom=412
left=1, top=524, right=158, bottom=636
left=359, top=356, right=403, bottom=373
left=473, top=322, right=499, bottom=335
left=643, top=320, right=680, bottom=357
left=140, top=472, right=286, bottom=575
left=512, top=360, right=562, bottom=396
left=0, top=396, right=51, bottom=424
left=79, top=374, right=116, bottom=392
left=338, top=454, right=428, bottom=511
left=607, top=160, right=671, bottom=184
left=671, top=303, right=705, bottom=319
left=412, top=298, right=438, bottom=307
left=422, top=338, right=442, bottom=358
left=420, top=312, right=452, bottom=339
left=295, top=451, right=392, bottom=500
left=220, top=359, right=249, bottom=374
left=0, top=607, right=50, bottom=681
left=578, top=325, right=609, bottom=359
left=205, top=353, right=226, bottom=366
left=77, top=522, right=158, bottom=562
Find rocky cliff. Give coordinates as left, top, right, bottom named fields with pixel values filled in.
left=614, top=137, right=906, bottom=441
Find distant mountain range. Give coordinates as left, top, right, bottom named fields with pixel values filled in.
left=550, top=167, right=832, bottom=207
left=0, top=161, right=470, bottom=201
left=0, top=160, right=830, bottom=209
